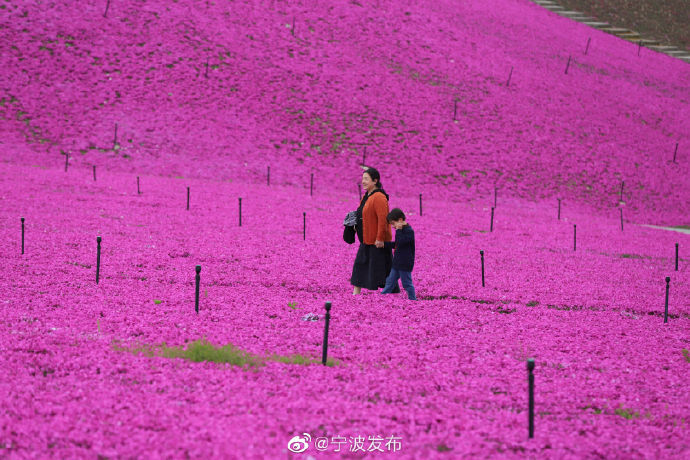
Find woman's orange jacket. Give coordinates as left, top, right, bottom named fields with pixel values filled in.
left=360, top=191, right=392, bottom=245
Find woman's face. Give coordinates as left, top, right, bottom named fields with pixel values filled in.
left=362, top=173, right=377, bottom=191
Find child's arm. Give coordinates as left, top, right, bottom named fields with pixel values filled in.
left=394, top=228, right=414, bottom=247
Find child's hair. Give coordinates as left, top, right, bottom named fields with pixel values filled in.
left=387, top=208, right=406, bottom=222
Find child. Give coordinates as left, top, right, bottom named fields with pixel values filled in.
left=380, top=208, right=416, bottom=300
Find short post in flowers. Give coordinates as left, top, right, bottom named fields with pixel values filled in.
left=573, top=224, right=577, bottom=251
left=239, top=197, right=242, bottom=227
left=675, top=243, right=679, bottom=271
left=664, top=277, right=670, bottom=323
left=480, top=250, right=485, bottom=287
left=620, top=208, right=624, bottom=231
left=322, top=301, right=332, bottom=365
left=195, top=265, right=201, bottom=314
left=21, top=217, right=25, bottom=255
left=137, top=176, right=141, bottom=195
left=303, top=212, right=306, bottom=241
left=419, top=193, right=423, bottom=217
left=490, top=207, right=494, bottom=232
left=93, top=165, right=97, bottom=181
left=557, top=198, right=561, bottom=220
left=186, top=187, right=190, bottom=211
left=527, top=358, right=535, bottom=438
left=96, top=236, right=102, bottom=284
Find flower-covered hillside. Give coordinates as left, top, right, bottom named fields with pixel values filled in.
left=0, top=0, right=688, bottom=224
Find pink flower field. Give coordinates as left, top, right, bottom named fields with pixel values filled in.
left=1, top=0, right=689, bottom=458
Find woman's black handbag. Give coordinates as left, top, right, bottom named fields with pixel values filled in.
left=343, top=211, right=357, bottom=244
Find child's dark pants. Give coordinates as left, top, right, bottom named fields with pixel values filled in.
left=380, top=268, right=416, bottom=300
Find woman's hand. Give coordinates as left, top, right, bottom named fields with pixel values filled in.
left=375, top=240, right=384, bottom=248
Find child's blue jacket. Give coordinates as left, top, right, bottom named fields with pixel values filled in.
left=384, top=224, right=415, bottom=272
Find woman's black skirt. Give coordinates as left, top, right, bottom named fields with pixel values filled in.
left=350, top=244, right=400, bottom=292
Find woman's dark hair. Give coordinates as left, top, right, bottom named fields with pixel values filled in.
left=363, top=167, right=383, bottom=189
left=387, top=208, right=406, bottom=222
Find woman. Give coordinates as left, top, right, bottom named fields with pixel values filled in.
left=351, top=167, right=398, bottom=294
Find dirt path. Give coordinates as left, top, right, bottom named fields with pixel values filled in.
left=641, top=225, right=690, bottom=235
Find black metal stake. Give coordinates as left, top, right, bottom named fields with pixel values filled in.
left=664, top=277, right=670, bottom=323
left=113, top=123, right=118, bottom=149
left=557, top=198, right=561, bottom=220
left=573, top=224, right=577, bottom=251
left=453, top=99, right=457, bottom=121
left=303, top=212, right=306, bottom=241
left=267, top=166, right=270, bottom=186
left=239, top=197, right=242, bottom=227
left=96, top=236, right=102, bottom=284
left=64, top=152, right=69, bottom=172
left=673, top=143, right=678, bottom=163
left=195, top=265, right=201, bottom=314
left=204, top=59, right=209, bottom=78
left=584, top=37, right=591, bottom=55
left=506, top=66, right=513, bottom=87
left=137, top=176, right=140, bottom=195
left=186, top=187, right=190, bottom=211
left=490, top=207, right=494, bottom=232
left=675, top=243, right=679, bottom=271
left=103, top=0, right=110, bottom=18
left=310, top=173, right=313, bottom=196
left=21, top=217, right=25, bottom=255
left=494, top=188, right=497, bottom=207
left=419, top=193, right=423, bottom=216
left=565, top=55, right=571, bottom=74
left=527, top=358, right=535, bottom=438
left=480, top=250, right=485, bottom=287
left=620, top=208, right=624, bottom=231
left=637, top=40, right=642, bottom=56
left=291, top=17, right=295, bottom=36
left=93, top=165, right=97, bottom=181
left=322, top=301, right=331, bottom=365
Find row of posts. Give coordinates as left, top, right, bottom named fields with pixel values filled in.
left=18, top=223, right=683, bottom=323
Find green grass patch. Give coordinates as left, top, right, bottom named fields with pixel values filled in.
left=682, top=349, right=690, bottom=363
left=615, top=406, right=639, bottom=420
left=153, top=299, right=162, bottom=305
left=470, top=298, right=493, bottom=304
left=113, top=339, right=339, bottom=368
left=619, top=253, right=644, bottom=259
left=526, top=300, right=539, bottom=307
left=436, top=443, right=452, bottom=452
left=582, top=404, right=604, bottom=414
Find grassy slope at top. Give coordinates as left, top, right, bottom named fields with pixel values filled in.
left=556, top=0, right=690, bottom=51
left=0, top=0, right=688, bottom=225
